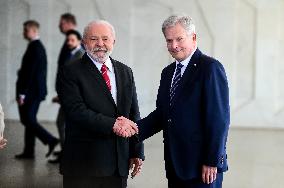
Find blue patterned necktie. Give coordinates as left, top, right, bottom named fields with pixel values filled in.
left=170, top=63, right=184, bottom=106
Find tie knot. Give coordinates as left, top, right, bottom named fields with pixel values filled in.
left=177, top=63, right=183, bottom=69
left=101, top=64, right=108, bottom=72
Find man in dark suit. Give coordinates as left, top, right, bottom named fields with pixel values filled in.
left=15, top=20, right=59, bottom=159
left=118, top=14, right=230, bottom=187
left=65, top=29, right=84, bottom=63
left=48, top=29, right=84, bottom=164
left=58, top=20, right=144, bottom=188
left=57, top=13, right=78, bottom=69
left=52, top=13, right=78, bottom=159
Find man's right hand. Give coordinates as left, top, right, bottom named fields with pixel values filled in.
left=113, top=116, right=138, bottom=137
left=0, top=137, right=7, bottom=149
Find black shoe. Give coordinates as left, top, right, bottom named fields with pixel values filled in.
left=46, top=139, right=59, bottom=158
left=48, top=156, right=61, bottom=164
left=15, top=153, right=34, bottom=160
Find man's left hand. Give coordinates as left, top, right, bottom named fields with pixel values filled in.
left=202, top=165, right=217, bottom=184
left=129, top=158, right=143, bottom=178
left=17, top=98, right=25, bottom=106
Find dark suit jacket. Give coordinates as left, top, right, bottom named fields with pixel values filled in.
left=58, top=41, right=70, bottom=68
left=16, top=39, right=47, bottom=102
left=68, top=47, right=84, bottom=64
left=138, top=48, right=230, bottom=180
left=58, top=54, right=144, bottom=177
left=55, top=41, right=70, bottom=93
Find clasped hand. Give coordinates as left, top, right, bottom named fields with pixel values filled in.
left=113, top=116, right=138, bottom=137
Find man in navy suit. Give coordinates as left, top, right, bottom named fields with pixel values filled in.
left=117, top=14, right=230, bottom=187
left=15, top=20, right=59, bottom=159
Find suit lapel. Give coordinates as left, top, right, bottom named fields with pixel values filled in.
left=83, top=54, right=116, bottom=107
left=170, top=49, right=202, bottom=108
left=164, top=63, right=176, bottom=112
left=112, top=58, right=123, bottom=113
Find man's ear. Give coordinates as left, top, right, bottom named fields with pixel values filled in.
left=192, top=33, right=196, bottom=41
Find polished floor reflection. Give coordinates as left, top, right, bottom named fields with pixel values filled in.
left=0, top=121, right=283, bottom=188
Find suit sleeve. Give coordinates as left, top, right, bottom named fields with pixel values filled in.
left=137, top=69, right=165, bottom=141
left=16, top=44, right=41, bottom=97
left=128, top=68, right=145, bottom=160
left=203, top=61, right=230, bottom=168
left=58, top=65, right=116, bottom=136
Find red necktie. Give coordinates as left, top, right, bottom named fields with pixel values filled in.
left=101, top=64, right=111, bottom=91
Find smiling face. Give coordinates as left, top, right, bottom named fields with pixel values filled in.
left=164, top=23, right=196, bottom=62
left=83, top=23, right=115, bottom=63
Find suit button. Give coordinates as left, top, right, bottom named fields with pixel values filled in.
left=168, top=119, right=172, bottom=123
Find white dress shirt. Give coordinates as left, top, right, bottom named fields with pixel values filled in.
left=87, top=54, right=117, bottom=105
left=70, top=45, right=82, bottom=56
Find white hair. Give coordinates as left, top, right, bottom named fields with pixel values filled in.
left=162, top=14, right=196, bottom=36
left=83, top=20, right=116, bottom=39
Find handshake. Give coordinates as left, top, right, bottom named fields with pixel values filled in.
left=113, top=116, right=138, bottom=137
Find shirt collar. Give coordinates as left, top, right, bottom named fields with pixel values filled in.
left=175, top=46, right=197, bottom=67
left=71, top=45, right=81, bottom=55
left=87, top=53, right=113, bottom=73
left=30, top=35, right=40, bottom=41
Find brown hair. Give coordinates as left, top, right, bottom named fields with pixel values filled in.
left=61, top=13, right=77, bottom=25
left=23, top=20, right=40, bottom=29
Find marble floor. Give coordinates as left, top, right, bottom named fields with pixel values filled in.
left=0, top=121, right=283, bottom=188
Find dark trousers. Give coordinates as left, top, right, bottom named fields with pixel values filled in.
left=18, top=99, right=56, bottom=154
left=168, top=172, right=223, bottom=188
left=56, top=106, right=65, bottom=148
left=63, top=175, right=127, bottom=188
left=166, top=158, right=223, bottom=188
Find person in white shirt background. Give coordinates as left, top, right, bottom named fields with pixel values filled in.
left=0, top=103, right=7, bottom=149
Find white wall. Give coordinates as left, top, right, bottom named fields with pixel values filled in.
left=0, top=0, right=284, bottom=128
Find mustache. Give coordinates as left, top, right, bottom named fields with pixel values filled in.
left=91, top=47, right=108, bottom=52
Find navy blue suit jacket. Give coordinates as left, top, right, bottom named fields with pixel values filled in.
left=16, top=40, right=47, bottom=102
left=138, top=48, right=230, bottom=180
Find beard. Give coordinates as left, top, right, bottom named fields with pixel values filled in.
left=85, top=46, right=112, bottom=63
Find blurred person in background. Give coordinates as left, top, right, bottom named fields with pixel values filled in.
left=48, top=29, right=84, bottom=164
left=51, top=13, right=78, bottom=161
left=0, top=103, right=7, bottom=149
left=15, top=20, right=59, bottom=159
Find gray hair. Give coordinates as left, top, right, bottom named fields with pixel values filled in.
left=162, top=14, right=196, bottom=35
left=83, top=20, right=116, bottom=39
